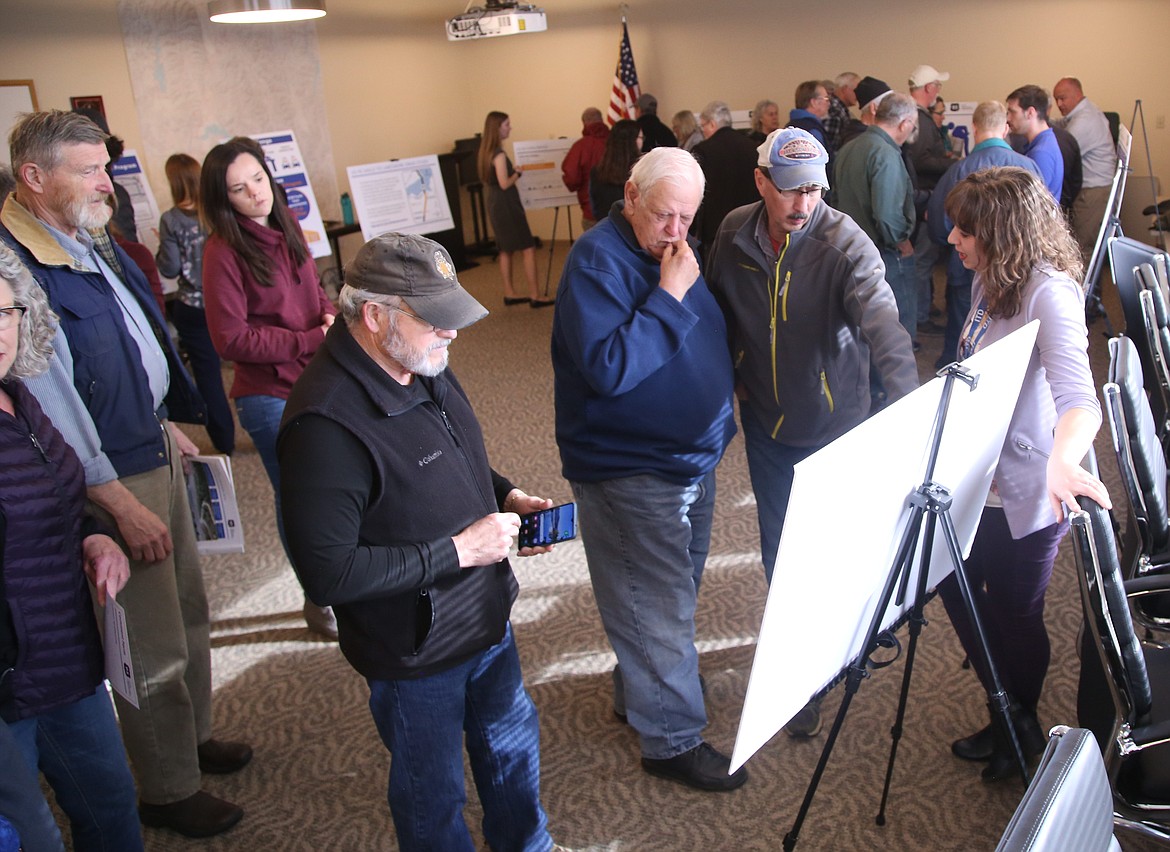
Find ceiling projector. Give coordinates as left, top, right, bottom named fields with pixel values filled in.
left=446, top=1, right=547, bottom=41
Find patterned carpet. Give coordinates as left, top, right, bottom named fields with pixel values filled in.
left=137, top=246, right=1165, bottom=852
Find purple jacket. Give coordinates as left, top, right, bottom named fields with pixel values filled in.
left=0, top=381, right=104, bottom=721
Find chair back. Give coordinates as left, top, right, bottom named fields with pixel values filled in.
left=1136, top=262, right=1170, bottom=439
left=994, top=726, right=1121, bottom=852
left=1071, top=497, right=1153, bottom=727
left=1105, top=335, right=1170, bottom=556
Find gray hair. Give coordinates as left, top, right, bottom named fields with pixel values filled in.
left=751, top=100, right=777, bottom=135
left=338, top=284, right=402, bottom=330
left=699, top=101, right=732, bottom=129
left=628, top=147, right=705, bottom=199
left=0, top=242, right=55, bottom=379
left=9, top=110, right=108, bottom=177
left=876, top=92, right=917, bottom=127
left=835, top=72, right=860, bottom=91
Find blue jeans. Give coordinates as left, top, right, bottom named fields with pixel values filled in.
left=740, top=402, right=820, bottom=584
left=9, top=686, right=143, bottom=852
left=939, top=249, right=973, bottom=368
left=571, top=472, right=715, bottom=760
left=0, top=717, right=63, bottom=852
left=170, top=301, right=235, bottom=455
left=366, top=624, right=549, bottom=852
left=234, top=394, right=288, bottom=555
left=881, top=248, right=917, bottom=341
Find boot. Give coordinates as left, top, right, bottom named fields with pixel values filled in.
left=981, top=703, right=1046, bottom=782
left=951, top=723, right=993, bottom=761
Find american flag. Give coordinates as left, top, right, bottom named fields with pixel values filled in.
left=606, top=22, right=640, bottom=126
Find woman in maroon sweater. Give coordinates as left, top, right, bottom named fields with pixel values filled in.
left=200, top=137, right=338, bottom=639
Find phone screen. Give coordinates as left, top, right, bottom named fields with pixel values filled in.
left=518, top=502, right=577, bottom=549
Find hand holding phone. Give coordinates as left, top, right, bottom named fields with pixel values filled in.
left=518, top=502, right=578, bottom=550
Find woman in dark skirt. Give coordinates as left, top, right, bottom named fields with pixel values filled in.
left=478, top=112, right=551, bottom=308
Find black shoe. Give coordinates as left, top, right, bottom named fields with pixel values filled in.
left=951, top=724, right=993, bottom=761
left=784, top=698, right=823, bottom=738
left=139, top=791, right=243, bottom=838
left=530, top=298, right=555, bottom=309
left=981, top=706, right=1046, bottom=782
left=641, top=742, right=748, bottom=791
left=197, top=739, right=253, bottom=774
left=504, top=296, right=531, bottom=306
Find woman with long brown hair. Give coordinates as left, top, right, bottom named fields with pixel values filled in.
left=477, top=111, right=549, bottom=307
left=939, top=166, right=1110, bottom=780
left=200, top=136, right=338, bottom=638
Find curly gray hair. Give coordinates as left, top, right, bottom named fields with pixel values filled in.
left=0, top=242, right=55, bottom=379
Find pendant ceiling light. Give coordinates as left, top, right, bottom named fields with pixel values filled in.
left=209, top=0, right=326, bottom=23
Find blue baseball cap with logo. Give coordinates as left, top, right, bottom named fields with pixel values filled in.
left=757, top=127, right=830, bottom=192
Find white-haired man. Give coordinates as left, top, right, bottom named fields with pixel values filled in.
left=691, top=100, right=760, bottom=255
left=552, top=147, right=743, bottom=791
left=824, top=72, right=860, bottom=152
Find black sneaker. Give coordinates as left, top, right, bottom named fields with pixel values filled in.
left=784, top=698, right=823, bottom=738
left=641, top=742, right=748, bottom=791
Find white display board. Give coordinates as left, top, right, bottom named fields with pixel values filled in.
left=940, top=100, right=978, bottom=158
left=111, top=150, right=163, bottom=255
left=731, top=322, right=1040, bottom=772
left=252, top=130, right=330, bottom=260
left=346, top=154, right=454, bottom=242
left=512, top=138, right=577, bottom=211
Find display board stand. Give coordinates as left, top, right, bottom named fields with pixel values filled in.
left=783, top=364, right=1027, bottom=850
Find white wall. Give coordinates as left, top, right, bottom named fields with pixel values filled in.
left=3, top=0, right=1168, bottom=238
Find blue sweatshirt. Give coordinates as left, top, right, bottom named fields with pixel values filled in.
left=551, top=204, right=736, bottom=485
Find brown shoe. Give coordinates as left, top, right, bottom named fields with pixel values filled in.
left=197, top=738, right=253, bottom=774
left=139, top=790, right=243, bottom=838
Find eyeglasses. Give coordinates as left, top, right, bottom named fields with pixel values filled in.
left=0, top=304, right=27, bottom=331
left=777, top=187, right=823, bottom=200
left=383, top=303, right=438, bottom=333
left=812, top=95, right=830, bottom=102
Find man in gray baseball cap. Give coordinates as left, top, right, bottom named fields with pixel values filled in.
left=278, top=231, right=562, bottom=850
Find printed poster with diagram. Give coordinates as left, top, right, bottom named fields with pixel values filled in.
left=110, top=150, right=163, bottom=257
left=185, top=454, right=244, bottom=555
left=346, top=155, right=455, bottom=242
left=512, top=138, right=577, bottom=210
left=252, top=130, right=331, bottom=259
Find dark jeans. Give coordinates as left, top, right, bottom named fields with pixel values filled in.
left=938, top=507, right=1067, bottom=712
left=366, top=625, right=549, bottom=852
left=170, top=301, right=235, bottom=455
left=939, top=250, right=973, bottom=369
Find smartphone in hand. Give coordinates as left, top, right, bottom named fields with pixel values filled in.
left=518, top=502, right=578, bottom=549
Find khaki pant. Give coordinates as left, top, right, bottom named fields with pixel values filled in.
left=1071, top=184, right=1112, bottom=266
left=89, top=426, right=212, bottom=805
